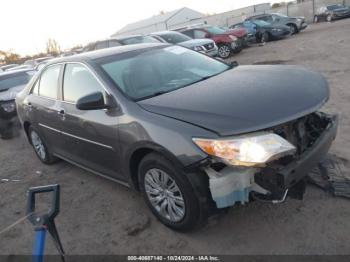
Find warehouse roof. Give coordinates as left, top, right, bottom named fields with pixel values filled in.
left=112, top=7, right=203, bottom=36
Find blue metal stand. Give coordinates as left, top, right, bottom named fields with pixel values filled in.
left=32, top=228, right=47, bottom=262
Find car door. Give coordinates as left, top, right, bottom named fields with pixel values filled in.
left=25, top=64, right=65, bottom=155
left=57, top=62, right=123, bottom=180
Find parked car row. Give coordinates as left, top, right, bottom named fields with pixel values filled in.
left=80, top=12, right=311, bottom=60
left=314, top=4, right=350, bottom=22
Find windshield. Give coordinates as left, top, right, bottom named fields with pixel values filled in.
left=205, top=26, right=226, bottom=35
left=99, top=46, right=230, bottom=101
left=0, top=72, right=33, bottom=91
left=156, top=32, right=191, bottom=44
left=328, top=4, right=344, bottom=10
left=119, top=36, right=160, bottom=45
left=253, top=20, right=271, bottom=27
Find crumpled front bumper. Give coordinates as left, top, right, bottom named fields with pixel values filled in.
left=204, top=113, right=338, bottom=208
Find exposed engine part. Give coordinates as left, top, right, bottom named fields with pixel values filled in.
left=273, top=112, right=330, bottom=155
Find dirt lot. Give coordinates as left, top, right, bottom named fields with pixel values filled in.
left=1, top=19, right=350, bottom=256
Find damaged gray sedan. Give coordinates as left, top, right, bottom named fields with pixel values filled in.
left=16, top=44, right=338, bottom=231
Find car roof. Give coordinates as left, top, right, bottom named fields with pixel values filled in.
left=113, top=35, right=146, bottom=40
left=46, top=43, right=168, bottom=65
left=0, top=68, right=35, bottom=77
left=150, top=31, right=183, bottom=35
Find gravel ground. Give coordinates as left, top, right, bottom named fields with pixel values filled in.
left=1, top=19, right=350, bottom=256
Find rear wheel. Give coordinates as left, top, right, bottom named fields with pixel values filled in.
left=138, top=153, right=203, bottom=231
left=326, top=14, right=332, bottom=22
left=29, top=126, right=58, bottom=164
left=314, top=15, right=319, bottom=23
left=217, top=44, right=231, bottom=59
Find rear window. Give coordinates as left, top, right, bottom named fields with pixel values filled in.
left=119, top=36, right=160, bottom=45
left=156, top=32, right=191, bottom=44
left=0, top=72, right=34, bottom=91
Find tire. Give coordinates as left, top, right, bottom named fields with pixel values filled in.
left=288, top=24, right=298, bottom=35
left=138, top=153, right=203, bottom=231
left=326, top=14, right=332, bottom=22
left=217, top=44, right=231, bottom=59
left=261, top=32, right=269, bottom=43
left=28, top=126, right=58, bottom=164
left=314, top=15, right=319, bottom=23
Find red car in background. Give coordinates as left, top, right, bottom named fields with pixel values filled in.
left=177, top=25, right=244, bottom=59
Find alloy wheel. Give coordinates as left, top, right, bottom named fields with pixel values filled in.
left=30, top=131, right=46, bottom=160
left=218, top=45, right=231, bottom=58
left=289, top=25, right=296, bottom=34
left=144, top=168, right=185, bottom=222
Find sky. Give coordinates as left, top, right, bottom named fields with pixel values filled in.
left=1, top=0, right=284, bottom=56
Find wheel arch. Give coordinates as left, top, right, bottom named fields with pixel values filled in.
left=23, top=121, right=31, bottom=142
left=126, top=142, right=186, bottom=191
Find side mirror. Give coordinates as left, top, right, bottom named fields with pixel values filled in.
left=205, top=33, right=211, bottom=38
left=76, top=92, right=110, bottom=110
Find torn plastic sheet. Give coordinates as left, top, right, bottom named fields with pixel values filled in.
left=308, top=154, right=350, bottom=199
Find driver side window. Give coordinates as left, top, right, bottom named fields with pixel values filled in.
left=63, top=64, right=105, bottom=103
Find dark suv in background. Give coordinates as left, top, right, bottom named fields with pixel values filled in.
left=246, top=13, right=307, bottom=34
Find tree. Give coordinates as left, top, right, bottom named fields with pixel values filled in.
left=0, top=50, right=21, bottom=64
left=46, top=38, right=61, bottom=56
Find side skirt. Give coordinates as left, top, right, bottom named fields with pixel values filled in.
left=54, top=153, right=130, bottom=188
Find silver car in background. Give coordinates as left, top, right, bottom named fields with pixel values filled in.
left=150, top=31, right=218, bottom=57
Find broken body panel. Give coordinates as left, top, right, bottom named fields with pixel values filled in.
left=204, top=113, right=338, bottom=208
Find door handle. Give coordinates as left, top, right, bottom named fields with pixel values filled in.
left=58, top=109, right=66, bottom=120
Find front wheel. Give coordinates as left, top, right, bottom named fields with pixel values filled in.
left=314, top=15, right=319, bottom=23
left=217, top=44, right=231, bottom=59
left=288, top=24, right=298, bottom=34
left=138, top=153, right=203, bottom=231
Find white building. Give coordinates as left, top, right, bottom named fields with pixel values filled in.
left=111, top=7, right=204, bottom=37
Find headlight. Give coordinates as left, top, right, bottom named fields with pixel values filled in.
left=1, top=101, right=16, bottom=113
left=229, top=35, right=237, bottom=41
left=193, top=46, right=204, bottom=52
left=193, top=133, right=296, bottom=166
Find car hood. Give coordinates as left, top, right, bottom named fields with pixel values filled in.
left=138, top=65, right=329, bottom=136
left=179, top=39, right=214, bottom=48
left=0, top=85, right=26, bottom=101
